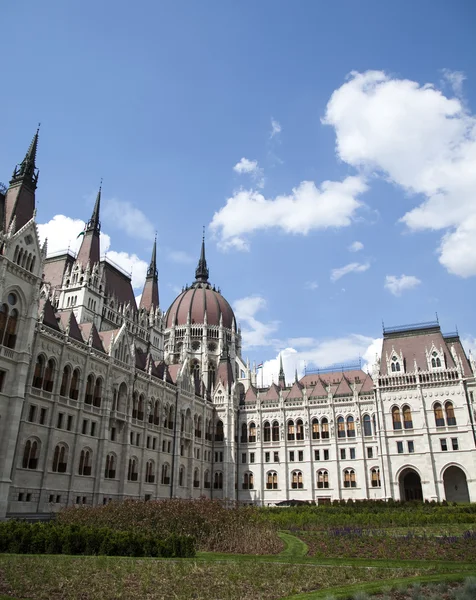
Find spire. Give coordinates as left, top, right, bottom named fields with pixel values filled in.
left=10, top=126, right=40, bottom=190
left=85, top=183, right=101, bottom=234
left=3, top=127, right=40, bottom=232
left=76, top=182, right=102, bottom=266
left=194, top=227, right=209, bottom=283
left=139, top=235, right=159, bottom=311
left=278, top=352, right=286, bottom=388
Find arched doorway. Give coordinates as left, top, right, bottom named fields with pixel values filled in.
left=399, top=468, right=423, bottom=501
left=443, top=466, right=470, bottom=503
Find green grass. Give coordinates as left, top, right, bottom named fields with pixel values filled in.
left=0, top=531, right=474, bottom=600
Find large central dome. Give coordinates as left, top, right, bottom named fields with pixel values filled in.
left=165, top=236, right=236, bottom=330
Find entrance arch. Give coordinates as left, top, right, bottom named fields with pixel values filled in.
left=443, top=466, right=470, bottom=503
left=399, top=468, right=423, bottom=501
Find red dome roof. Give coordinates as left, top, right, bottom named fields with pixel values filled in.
left=165, top=283, right=235, bottom=329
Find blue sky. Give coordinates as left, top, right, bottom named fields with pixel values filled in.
left=1, top=1, right=475, bottom=382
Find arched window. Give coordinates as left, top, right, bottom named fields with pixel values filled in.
left=105, top=454, right=116, bottom=478
left=291, top=470, right=303, bottom=489
left=168, top=405, right=174, bottom=429
left=215, top=420, right=224, bottom=442
left=117, top=382, right=127, bottom=413
left=85, top=374, right=94, bottom=405
left=145, top=460, right=155, bottom=483
left=371, top=467, right=381, bottom=488
left=204, top=469, right=210, bottom=489
left=343, top=468, right=356, bottom=488
left=402, top=405, right=413, bottom=429
left=241, top=422, right=247, bottom=443
left=132, top=392, right=138, bottom=419
left=431, top=351, right=442, bottom=368
left=22, top=439, right=39, bottom=469
left=287, top=420, right=295, bottom=441
left=151, top=400, right=160, bottom=425
left=312, top=418, right=320, bottom=440
left=392, top=406, right=402, bottom=430
left=296, top=419, right=304, bottom=441
left=214, top=472, right=223, bottom=489
left=208, top=363, right=216, bottom=393
left=321, top=418, right=329, bottom=439
left=196, top=416, right=202, bottom=438
left=43, top=359, right=55, bottom=392
left=337, top=416, right=345, bottom=438
left=137, top=395, right=145, bottom=421
left=193, top=468, right=200, bottom=488
left=161, top=463, right=170, bottom=485
left=434, top=402, right=445, bottom=427
left=0, top=304, right=8, bottom=344
left=127, top=457, right=138, bottom=481
left=266, top=471, right=278, bottom=490
left=263, top=421, right=271, bottom=442
left=191, top=361, right=200, bottom=390
left=93, top=378, right=102, bottom=407
left=391, top=356, right=401, bottom=372
left=317, top=469, right=329, bottom=489
left=363, top=414, right=372, bottom=437
left=243, top=471, right=254, bottom=490
left=32, top=355, right=45, bottom=389
left=445, top=401, right=457, bottom=426
left=60, top=366, right=71, bottom=397
left=272, top=421, right=280, bottom=441
left=52, top=444, right=68, bottom=473
left=69, top=368, right=80, bottom=400
left=346, top=415, right=355, bottom=438
left=78, top=449, right=92, bottom=476
left=4, top=308, right=18, bottom=349
left=248, top=422, right=256, bottom=443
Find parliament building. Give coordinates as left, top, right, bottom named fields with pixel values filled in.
left=0, top=131, right=475, bottom=519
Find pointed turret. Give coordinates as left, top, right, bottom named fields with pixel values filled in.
left=278, top=353, right=286, bottom=388
left=140, top=236, right=159, bottom=311
left=194, top=229, right=209, bottom=283
left=3, top=127, right=40, bottom=232
left=76, top=184, right=102, bottom=266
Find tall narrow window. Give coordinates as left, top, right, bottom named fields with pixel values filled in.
left=337, top=416, right=345, bottom=438
left=266, top=471, right=278, bottom=489
left=272, top=421, right=280, bottom=441
left=128, top=458, right=138, bottom=481
left=22, top=439, right=39, bottom=469
left=43, top=359, right=55, bottom=392
left=32, top=355, right=45, bottom=389
left=137, top=395, right=145, bottom=421
left=4, top=308, right=18, bottom=349
left=69, top=369, right=80, bottom=400
left=0, top=304, right=8, bottom=345
left=241, top=422, right=247, bottom=443
left=161, top=464, right=170, bottom=485
left=204, top=470, right=210, bottom=488
left=363, top=414, right=372, bottom=437
left=263, top=421, right=271, bottom=442
left=93, top=378, right=102, bottom=407
left=213, top=471, right=223, bottom=489
left=391, top=356, right=401, bottom=372
left=215, top=420, right=224, bottom=442
left=312, top=418, right=320, bottom=440
left=344, top=468, right=356, bottom=488
left=105, top=454, right=116, bottom=478
left=296, top=419, right=304, bottom=440
left=60, top=366, right=70, bottom=397
left=321, top=418, right=329, bottom=439
left=346, top=416, right=355, bottom=438
left=78, top=449, right=92, bottom=476
left=434, top=402, right=445, bottom=427
left=52, top=444, right=68, bottom=473
left=402, top=405, right=413, bottom=429
left=248, top=422, right=256, bottom=443
left=85, top=375, right=94, bottom=405
left=291, top=470, right=303, bottom=489
left=287, top=420, right=295, bottom=441
left=445, top=401, right=457, bottom=426
left=392, top=407, right=402, bottom=430
left=145, top=460, right=155, bottom=483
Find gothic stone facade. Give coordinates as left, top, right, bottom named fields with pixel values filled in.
left=0, top=132, right=475, bottom=519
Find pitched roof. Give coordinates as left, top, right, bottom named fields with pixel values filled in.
left=263, top=383, right=280, bottom=400
left=78, top=322, right=105, bottom=352
left=356, top=373, right=374, bottom=394
left=43, top=252, right=75, bottom=291
left=334, top=375, right=353, bottom=396
left=101, top=260, right=137, bottom=308
left=98, top=328, right=120, bottom=353
left=244, top=385, right=257, bottom=402
left=308, top=378, right=328, bottom=397
left=300, top=369, right=367, bottom=388
left=217, top=358, right=234, bottom=393
left=286, top=380, right=304, bottom=400
left=41, top=298, right=61, bottom=331
left=58, top=311, right=83, bottom=342
left=167, top=364, right=180, bottom=384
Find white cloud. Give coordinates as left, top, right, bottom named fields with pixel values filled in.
left=167, top=249, right=195, bottom=264
left=331, top=261, right=370, bottom=282
left=461, top=336, right=476, bottom=359
left=304, top=280, right=318, bottom=290
left=349, top=241, right=364, bottom=252
left=37, top=215, right=111, bottom=255
left=211, top=177, right=368, bottom=251
left=106, top=251, right=148, bottom=290
left=442, top=69, right=466, bottom=98
left=135, top=294, right=142, bottom=307
left=259, top=335, right=380, bottom=386
left=270, top=118, right=281, bottom=138
left=233, top=295, right=280, bottom=349
left=323, top=70, right=476, bottom=277
left=384, top=274, right=421, bottom=296
left=103, top=198, right=155, bottom=242
left=362, top=338, right=383, bottom=373
left=233, top=157, right=264, bottom=188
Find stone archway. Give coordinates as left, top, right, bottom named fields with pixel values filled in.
left=399, top=468, right=423, bottom=501
left=443, top=466, right=470, bottom=503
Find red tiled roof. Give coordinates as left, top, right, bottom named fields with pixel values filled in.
left=98, top=328, right=120, bottom=353
left=308, top=378, right=328, bottom=397
left=101, top=261, right=136, bottom=308
left=41, top=298, right=61, bottom=331
left=334, top=375, right=353, bottom=396
left=217, top=358, right=234, bottom=393
left=300, top=369, right=367, bottom=388
left=58, top=311, right=83, bottom=342
left=286, top=381, right=304, bottom=400
left=78, top=322, right=105, bottom=352
left=167, top=364, right=180, bottom=384
left=43, top=253, right=75, bottom=291
left=245, top=386, right=257, bottom=402
left=263, top=383, right=280, bottom=400
left=165, top=283, right=235, bottom=329
left=356, top=373, right=374, bottom=394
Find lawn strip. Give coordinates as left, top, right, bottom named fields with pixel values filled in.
left=280, top=571, right=474, bottom=600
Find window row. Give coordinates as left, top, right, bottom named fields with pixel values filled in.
left=0, top=294, right=19, bottom=350
left=241, top=468, right=379, bottom=490
left=392, top=402, right=456, bottom=430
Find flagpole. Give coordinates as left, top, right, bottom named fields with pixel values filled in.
left=261, top=365, right=263, bottom=388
